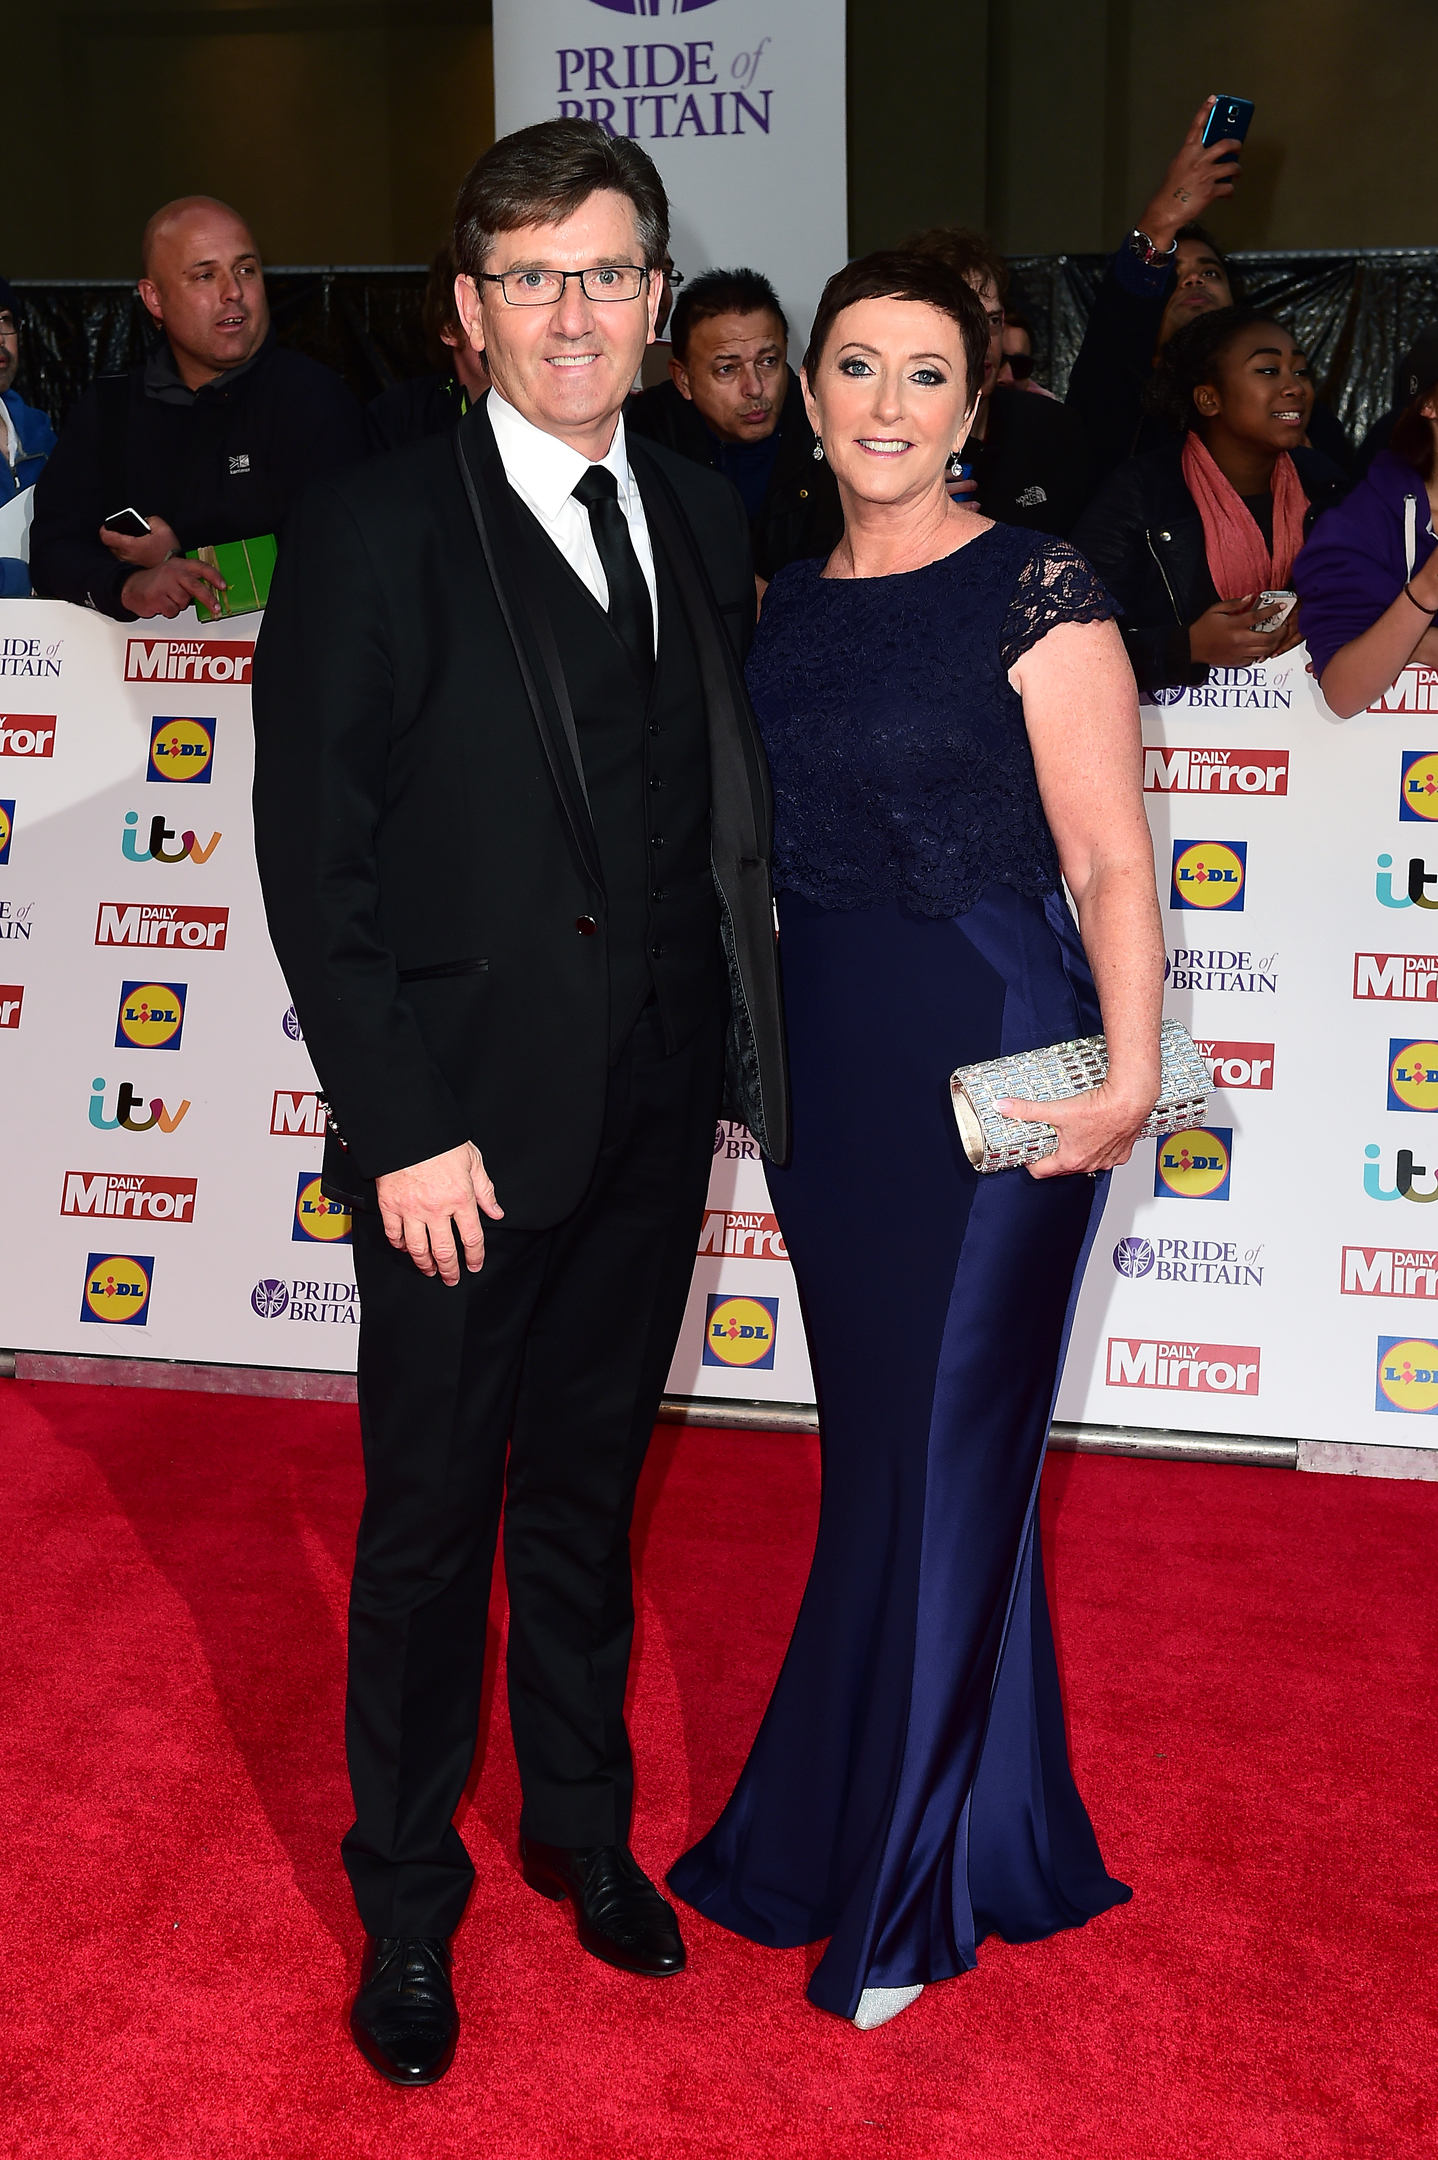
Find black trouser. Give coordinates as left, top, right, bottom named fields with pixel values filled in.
left=340, top=1002, right=724, bottom=1940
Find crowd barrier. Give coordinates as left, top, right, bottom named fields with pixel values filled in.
left=3, top=598, right=1437, bottom=1449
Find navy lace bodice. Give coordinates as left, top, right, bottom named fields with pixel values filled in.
left=746, top=524, right=1114, bottom=917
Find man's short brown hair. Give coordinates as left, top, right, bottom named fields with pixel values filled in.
left=453, top=119, right=669, bottom=278
left=902, top=226, right=1008, bottom=302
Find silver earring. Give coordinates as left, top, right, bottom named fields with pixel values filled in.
left=812, top=438, right=824, bottom=461
left=947, top=450, right=965, bottom=476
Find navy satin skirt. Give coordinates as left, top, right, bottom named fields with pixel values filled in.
left=668, top=885, right=1131, bottom=2017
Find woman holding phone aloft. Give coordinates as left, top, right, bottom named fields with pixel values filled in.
left=667, top=254, right=1164, bottom=2029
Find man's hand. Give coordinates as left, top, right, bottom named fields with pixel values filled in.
left=1188, top=596, right=1298, bottom=668
left=119, top=557, right=226, bottom=619
left=1136, top=96, right=1242, bottom=253
left=100, top=512, right=182, bottom=569
left=375, top=1140, right=504, bottom=1286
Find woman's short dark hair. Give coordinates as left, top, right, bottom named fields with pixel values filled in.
left=1146, top=304, right=1291, bottom=431
left=670, top=267, right=787, bottom=362
left=453, top=119, right=668, bottom=278
left=803, top=251, right=992, bottom=408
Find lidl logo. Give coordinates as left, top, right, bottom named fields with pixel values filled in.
left=148, top=716, right=215, bottom=784
left=1376, top=1335, right=1438, bottom=1412
left=1170, top=840, right=1246, bottom=911
left=1399, top=751, right=1438, bottom=821
left=1155, top=1126, right=1232, bottom=1201
left=292, top=1172, right=352, bottom=1244
left=79, top=1251, right=153, bottom=1326
left=1387, top=1039, right=1438, bottom=1112
left=114, top=980, right=187, bottom=1051
left=703, top=1292, right=777, bottom=1370
left=0, top=800, right=12, bottom=864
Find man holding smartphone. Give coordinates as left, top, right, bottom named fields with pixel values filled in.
left=30, top=197, right=363, bottom=619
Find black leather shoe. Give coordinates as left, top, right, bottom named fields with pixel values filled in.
left=349, top=1935, right=459, bottom=2086
left=520, top=1839, right=687, bottom=1976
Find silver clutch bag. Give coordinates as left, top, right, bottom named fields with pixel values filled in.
left=950, top=1017, right=1211, bottom=1173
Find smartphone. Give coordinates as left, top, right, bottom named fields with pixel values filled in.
left=103, top=507, right=151, bottom=537
left=1253, top=589, right=1297, bottom=632
left=1201, top=95, right=1254, bottom=166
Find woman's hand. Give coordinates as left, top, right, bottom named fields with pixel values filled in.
left=996, top=1079, right=1157, bottom=1180
left=1188, top=595, right=1297, bottom=667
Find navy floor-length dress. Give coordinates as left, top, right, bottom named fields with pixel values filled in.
left=668, top=526, right=1133, bottom=2018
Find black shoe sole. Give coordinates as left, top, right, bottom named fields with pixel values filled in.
left=349, top=2014, right=459, bottom=2087
left=521, top=1858, right=687, bottom=1977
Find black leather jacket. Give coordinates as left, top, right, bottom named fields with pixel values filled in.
left=1070, top=438, right=1350, bottom=692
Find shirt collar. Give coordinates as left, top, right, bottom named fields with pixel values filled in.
left=485, top=385, right=637, bottom=518
left=143, top=327, right=271, bottom=407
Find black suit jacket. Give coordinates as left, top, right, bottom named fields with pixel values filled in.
left=251, top=398, right=788, bottom=1229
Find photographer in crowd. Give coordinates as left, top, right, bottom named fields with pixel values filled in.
left=30, top=196, right=363, bottom=620
left=0, top=275, right=57, bottom=596
left=1295, top=329, right=1438, bottom=716
left=1067, top=98, right=1350, bottom=495
left=1072, top=304, right=1347, bottom=693
left=626, top=266, right=840, bottom=579
left=905, top=226, right=1089, bottom=534
left=365, top=244, right=490, bottom=452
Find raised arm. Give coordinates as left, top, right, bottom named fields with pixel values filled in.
left=1000, top=614, right=1164, bottom=1176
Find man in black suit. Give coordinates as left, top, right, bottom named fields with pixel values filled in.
left=251, top=121, right=787, bottom=2088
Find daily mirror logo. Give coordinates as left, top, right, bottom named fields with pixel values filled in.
left=1143, top=748, right=1288, bottom=797
left=124, top=638, right=253, bottom=685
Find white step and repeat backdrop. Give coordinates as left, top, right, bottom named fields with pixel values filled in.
left=492, top=0, right=847, bottom=353
left=6, top=596, right=1438, bottom=1450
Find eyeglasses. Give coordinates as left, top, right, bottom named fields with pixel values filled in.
left=478, top=266, right=650, bottom=307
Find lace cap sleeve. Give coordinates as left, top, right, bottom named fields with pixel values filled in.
left=999, top=539, right=1116, bottom=670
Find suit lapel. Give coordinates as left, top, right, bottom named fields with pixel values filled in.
left=453, top=404, right=605, bottom=894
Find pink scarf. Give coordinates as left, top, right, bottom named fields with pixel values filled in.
left=1180, top=431, right=1309, bottom=599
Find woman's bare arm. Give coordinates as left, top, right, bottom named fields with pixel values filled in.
left=999, top=615, right=1165, bottom=1178
left=1318, top=559, right=1438, bottom=718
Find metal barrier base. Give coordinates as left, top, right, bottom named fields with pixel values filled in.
left=3, top=1353, right=1435, bottom=1478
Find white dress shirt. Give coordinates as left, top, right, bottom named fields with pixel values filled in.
left=485, top=385, right=659, bottom=654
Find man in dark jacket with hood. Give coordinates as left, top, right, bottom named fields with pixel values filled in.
left=30, top=196, right=363, bottom=620
left=626, top=267, right=841, bottom=582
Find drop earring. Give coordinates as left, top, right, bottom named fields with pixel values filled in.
left=947, top=450, right=965, bottom=476
left=812, top=438, right=824, bottom=461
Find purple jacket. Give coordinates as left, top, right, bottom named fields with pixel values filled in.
left=1294, top=449, right=1437, bottom=679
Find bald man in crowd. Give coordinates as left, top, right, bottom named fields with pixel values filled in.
left=30, top=196, right=363, bottom=619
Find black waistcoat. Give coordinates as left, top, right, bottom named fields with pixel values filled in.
left=511, top=504, right=722, bottom=1057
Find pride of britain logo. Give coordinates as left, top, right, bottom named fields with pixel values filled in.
left=588, top=2, right=717, bottom=13
left=1113, top=1237, right=1156, bottom=1277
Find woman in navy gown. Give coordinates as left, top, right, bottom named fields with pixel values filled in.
left=668, top=254, right=1165, bottom=2028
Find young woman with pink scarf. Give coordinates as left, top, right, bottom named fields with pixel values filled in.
left=1071, top=305, right=1349, bottom=694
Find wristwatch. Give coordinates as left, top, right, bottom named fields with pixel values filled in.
left=1126, top=228, right=1178, bottom=268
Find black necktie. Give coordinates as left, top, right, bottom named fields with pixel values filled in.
left=572, top=464, right=654, bottom=685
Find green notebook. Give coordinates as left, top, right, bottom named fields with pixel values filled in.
left=186, top=533, right=278, bottom=622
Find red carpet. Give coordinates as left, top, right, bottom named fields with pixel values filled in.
left=1, top=1377, right=1434, bottom=2158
